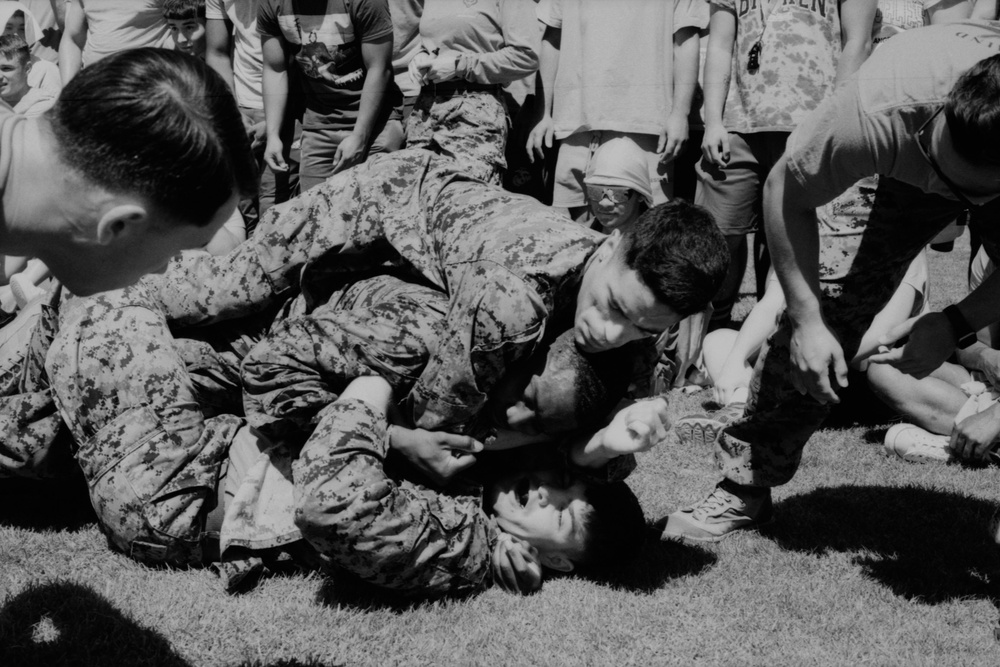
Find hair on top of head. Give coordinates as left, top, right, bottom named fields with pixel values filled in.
left=575, top=480, right=645, bottom=570
left=0, top=32, right=29, bottom=67
left=946, top=53, right=1000, bottom=166
left=535, top=328, right=634, bottom=434
left=49, top=48, right=257, bottom=227
left=616, top=200, right=729, bottom=317
left=162, top=0, right=206, bottom=20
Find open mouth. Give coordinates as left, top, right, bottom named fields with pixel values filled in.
left=515, top=477, right=530, bottom=508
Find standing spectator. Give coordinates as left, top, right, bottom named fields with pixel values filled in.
left=0, top=2, right=60, bottom=94
left=59, top=0, right=171, bottom=82
left=526, top=0, right=704, bottom=221
left=258, top=0, right=402, bottom=193
left=695, top=0, right=876, bottom=330
left=406, top=0, right=538, bottom=184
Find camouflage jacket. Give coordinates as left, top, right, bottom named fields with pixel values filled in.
left=294, top=396, right=500, bottom=596
left=152, top=150, right=606, bottom=436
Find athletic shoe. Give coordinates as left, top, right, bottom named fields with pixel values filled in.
left=9, top=274, right=46, bottom=310
left=674, top=403, right=746, bottom=448
left=660, top=480, right=773, bottom=543
left=883, top=423, right=952, bottom=464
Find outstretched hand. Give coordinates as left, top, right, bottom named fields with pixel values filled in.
left=388, top=426, right=483, bottom=485
left=492, top=533, right=542, bottom=594
left=599, top=397, right=671, bottom=456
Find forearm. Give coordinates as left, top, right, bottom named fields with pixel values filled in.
left=701, top=9, right=735, bottom=126
left=206, top=19, right=236, bottom=92
left=670, top=27, right=700, bottom=122
left=763, top=159, right=824, bottom=327
left=353, top=57, right=391, bottom=142
left=294, top=397, right=495, bottom=595
left=536, top=26, right=560, bottom=116
left=262, top=38, right=288, bottom=140
left=955, top=269, right=1000, bottom=334
left=58, top=1, right=86, bottom=83
left=834, top=0, right=876, bottom=86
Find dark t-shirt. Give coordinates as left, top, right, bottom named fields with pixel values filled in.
left=258, top=0, right=393, bottom=126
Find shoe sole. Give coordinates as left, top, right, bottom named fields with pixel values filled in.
left=675, top=417, right=725, bottom=449
left=661, top=513, right=775, bottom=544
left=883, top=447, right=950, bottom=465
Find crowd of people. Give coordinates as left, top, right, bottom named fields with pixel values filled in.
left=0, top=0, right=999, bottom=602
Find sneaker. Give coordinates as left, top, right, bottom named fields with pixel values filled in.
left=8, top=274, right=45, bottom=309
left=883, top=423, right=952, bottom=464
left=660, top=480, right=773, bottom=543
left=675, top=403, right=746, bottom=448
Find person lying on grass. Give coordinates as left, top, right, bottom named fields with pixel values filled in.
left=39, top=271, right=665, bottom=595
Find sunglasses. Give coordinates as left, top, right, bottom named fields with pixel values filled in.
left=916, top=107, right=981, bottom=211
left=585, top=185, right=633, bottom=207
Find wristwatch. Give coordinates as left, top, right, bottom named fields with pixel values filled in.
left=942, top=304, right=977, bottom=349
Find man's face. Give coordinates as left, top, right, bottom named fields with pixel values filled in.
left=3, top=15, right=24, bottom=41
left=51, top=194, right=236, bottom=296
left=586, top=185, right=641, bottom=231
left=924, top=110, right=1000, bottom=205
left=575, top=232, right=681, bottom=353
left=0, top=54, right=29, bottom=105
left=489, top=468, right=591, bottom=559
left=167, top=18, right=206, bottom=58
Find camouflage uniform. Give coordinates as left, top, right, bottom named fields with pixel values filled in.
left=242, top=274, right=448, bottom=437
left=0, top=293, right=74, bottom=479
left=153, top=150, right=610, bottom=438
left=294, top=396, right=500, bottom=596
left=717, top=178, right=1000, bottom=486
left=405, top=90, right=508, bottom=184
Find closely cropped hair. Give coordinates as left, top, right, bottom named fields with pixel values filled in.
left=162, top=0, right=206, bottom=20
left=616, top=200, right=729, bottom=317
left=50, top=48, right=256, bottom=227
left=945, top=54, right=1000, bottom=166
left=0, top=33, right=30, bottom=68
left=576, top=480, right=645, bottom=570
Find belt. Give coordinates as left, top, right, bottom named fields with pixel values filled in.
left=423, top=80, right=500, bottom=96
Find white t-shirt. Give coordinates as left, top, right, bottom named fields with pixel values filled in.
left=537, top=0, right=709, bottom=139
left=80, top=0, right=171, bottom=67
left=206, top=0, right=264, bottom=110
left=786, top=22, right=1000, bottom=208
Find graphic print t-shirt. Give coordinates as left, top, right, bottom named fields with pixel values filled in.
left=258, top=0, right=393, bottom=124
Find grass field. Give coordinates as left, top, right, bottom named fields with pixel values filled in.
left=3, top=233, right=1000, bottom=666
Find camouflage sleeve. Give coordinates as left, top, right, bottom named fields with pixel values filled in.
left=408, top=264, right=547, bottom=435
left=151, top=171, right=364, bottom=327
left=294, top=397, right=499, bottom=596
left=0, top=298, right=73, bottom=479
left=45, top=286, right=243, bottom=566
left=242, top=276, right=446, bottom=436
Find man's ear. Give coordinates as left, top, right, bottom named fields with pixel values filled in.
left=539, top=552, right=575, bottom=573
left=95, top=204, right=148, bottom=245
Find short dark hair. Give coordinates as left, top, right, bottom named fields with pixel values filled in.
left=945, top=53, right=1000, bottom=166
left=49, top=48, right=256, bottom=227
left=535, top=329, right=638, bottom=434
left=0, top=33, right=29, bottom=68
left=576, top=480, right=645, bottom=570
left=162, top=0, right=206, bottom=20
left=616, top=200, right=729, bottom=317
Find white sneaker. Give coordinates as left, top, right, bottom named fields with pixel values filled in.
left=883, top=423, right=952, bottom=464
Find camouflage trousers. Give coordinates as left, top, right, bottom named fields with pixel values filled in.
left=717, top=176, right=1000, bottom=487
left=405, top=88, right=507, bottom=184
left=242, top=274, right=448, bottom=437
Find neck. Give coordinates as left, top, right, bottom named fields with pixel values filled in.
left=0, top=117, right=86, bottom=255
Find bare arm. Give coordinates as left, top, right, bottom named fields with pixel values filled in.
left=927, top=0, right=975, bottom=22
left=332, top=35, right=392, bottom=174
left=59, top=0, right=86, bottom=83
left=700, top=6, right=737, bottom=166
left=835, top=0, right=876, bottom=86
left=205, top=17, right=235, bottom=91
left=660, top=26, right=701, bottom=161
left=261, top=34, right=289, bottom=172
left=525, top=25, right=560, bottom=162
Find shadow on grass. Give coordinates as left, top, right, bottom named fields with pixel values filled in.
left=766, top=484, right=1000, bottom=605
left=0, top=475, right=95, bottom=531
left=315, top=527, right=717, bottom=611
left=0, top=581, right=190, bottom=667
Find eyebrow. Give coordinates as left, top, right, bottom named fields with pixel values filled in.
left=611, top=291, right=665, bottom=337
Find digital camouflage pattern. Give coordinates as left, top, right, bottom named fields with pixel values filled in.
left=45, top=282, right=243, bottom=566
left=0, top=293, right=74, bottom=479
left=405, top=90, right=508, bottom=184
left=716, top=177, right=986, bottom=486
left=243, top=274, right=448, bottom=437
left=152, top=149, right=606, bottom=438
left=294, top=397, right=498, bottom=596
